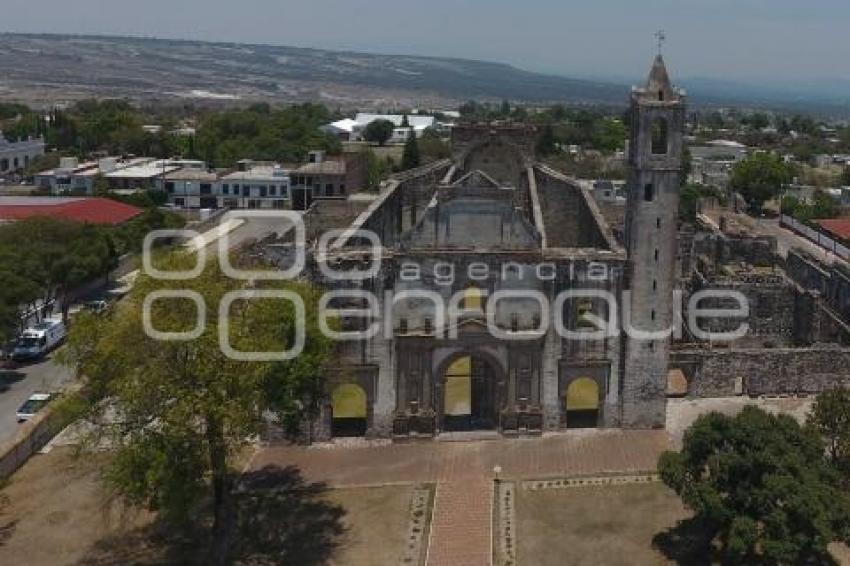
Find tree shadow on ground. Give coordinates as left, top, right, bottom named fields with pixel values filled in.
left=0, top=370, right=26, bottom=394
left=78, top=465, right=347, bottom=565
left=652, top=517, right=717, bottom=566
left=653, top=517, right=842, bottom=566
left=228, top=465, right=347, bottom=565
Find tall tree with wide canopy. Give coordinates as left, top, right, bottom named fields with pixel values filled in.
left=729, top=152, right=793, bottom=214
left=61, top=253, right=333, bottom=563
left=363, top=119, right=395, bottom=146
left=659, top=406, right=850, bottom=564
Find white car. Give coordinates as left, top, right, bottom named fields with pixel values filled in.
left=16, top=392, right=54, bottom=422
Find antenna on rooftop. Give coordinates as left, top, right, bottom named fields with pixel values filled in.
left=655, top=30, right=666, bottom=56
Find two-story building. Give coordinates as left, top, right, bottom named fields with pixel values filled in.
left=290, top=150, right=368, bottom=209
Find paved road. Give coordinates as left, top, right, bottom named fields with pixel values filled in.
left=0, top=354, right=74, bottom=446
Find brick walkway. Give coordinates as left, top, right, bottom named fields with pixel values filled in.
left=250, top=430, right=670, bottom=487
left=248, top=430, right=670, bottom=565
left=427, top=480, right=493, bottom=566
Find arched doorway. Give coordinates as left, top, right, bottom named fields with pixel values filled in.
left=442, top=354, right=498, bottom=432
left=565, top=378, right=600, bottom=429
left=331, top=383, right=368, bottom=437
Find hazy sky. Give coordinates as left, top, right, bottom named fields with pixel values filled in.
left=3, top=0, right=850, bottom=82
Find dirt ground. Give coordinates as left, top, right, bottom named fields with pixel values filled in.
left=0, top=447, right=419, bottom=565
left=0, top=447, right=155, bottom=566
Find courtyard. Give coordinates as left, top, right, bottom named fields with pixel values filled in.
left=0, top=396, right=841, bottom=565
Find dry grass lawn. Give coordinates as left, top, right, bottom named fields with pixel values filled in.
left=325, top=485, right=421, bottom=565
left=516, top=482, right=850, bottom=566
left=0, top=447, right=421, bottom=565
left=516, top=482, right=689, bottom=566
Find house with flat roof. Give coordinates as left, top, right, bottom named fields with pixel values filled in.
left=217, top=162, right=291, bottom=210
left=290, top=150, right=368, bottom=209
left=157, top=169, right=222, bottom=209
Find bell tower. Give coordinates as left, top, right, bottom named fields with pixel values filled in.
left=621, top=54, right=686, bottom=428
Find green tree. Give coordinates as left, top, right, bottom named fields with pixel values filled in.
left=401, top=129, right=420, bottom=170
left=536, top=124, right=557, bottom=157
left=0, top=217, right=117, bottom=322
left=500, top=100, right=511, bottom=117
left=808, top=388, right=850, bottom=474
left=363, top=119, right=395, bottom=147
left=418, top=129, right=450, bottom=162
left=679, top=184, right=723, bottom=223
left=659, top=406, right=850, bottom=564
left=459, top=100, right=481, bottom=119
left=745, top=113, right=770, bottom=131
left=783, top=190, right=840, bottom=222
left=24, top=152, right=60, bottom=177
left=92, top=174, right=111, bottom=197
left=365, top=150, right=390, bottom=191
left=61, top=254, right=332, bottom=563
left=0, top=269, right=39, bottom=344
left=729, top=152, right=793, bottom=214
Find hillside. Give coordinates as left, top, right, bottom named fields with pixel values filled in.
left=0, top=33, right=630, bottom=109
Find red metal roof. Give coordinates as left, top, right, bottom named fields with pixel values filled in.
left=0, top=197, right=143, bottom=226
left=818, top=219, right=850, bottom=241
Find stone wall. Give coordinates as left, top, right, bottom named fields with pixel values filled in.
left=786, top=249, right=850, bottom=322
left=671, top=347, right=850, bottom=398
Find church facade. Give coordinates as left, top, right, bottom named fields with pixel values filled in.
left=302, top=57, right=686, bottom=440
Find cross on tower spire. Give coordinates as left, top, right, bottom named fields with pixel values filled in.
left=655, top=30, right=666, bottom=55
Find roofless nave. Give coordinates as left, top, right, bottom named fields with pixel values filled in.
left=254, top=56, right=850, bottom=442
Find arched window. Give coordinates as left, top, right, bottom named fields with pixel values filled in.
left=667, top=369, right=688, bottom=398
left=651, top=118, right=668, bottom=155
left=444, top=356, right=472, bottom=418
left=462, top=285, right=484, bottom=311
left=565, top=378, right=600, bottom=428
left=331, top=383, right=368, bottom=437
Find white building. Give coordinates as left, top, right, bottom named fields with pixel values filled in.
left=0, top=132, right=45, bottom=176
left=216, top=162, right=291, bottom=209
left=158, top=161, right=292, bottom=210
left=321, top=114, right=437, bottom=143
left=159, top=169, right=222, bottom=209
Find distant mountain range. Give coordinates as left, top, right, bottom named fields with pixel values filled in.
left=0, top=33, right=847, bottom=116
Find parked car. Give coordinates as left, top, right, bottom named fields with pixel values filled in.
left=16, top=392, right=55, bottom=422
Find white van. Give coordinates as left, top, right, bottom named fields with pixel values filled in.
left=12, top=319, right=67, bottom=361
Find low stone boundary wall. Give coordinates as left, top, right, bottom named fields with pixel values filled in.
left=672, top=347, right=850, bottom=398
left=0, top=382, right=82, bottom=480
